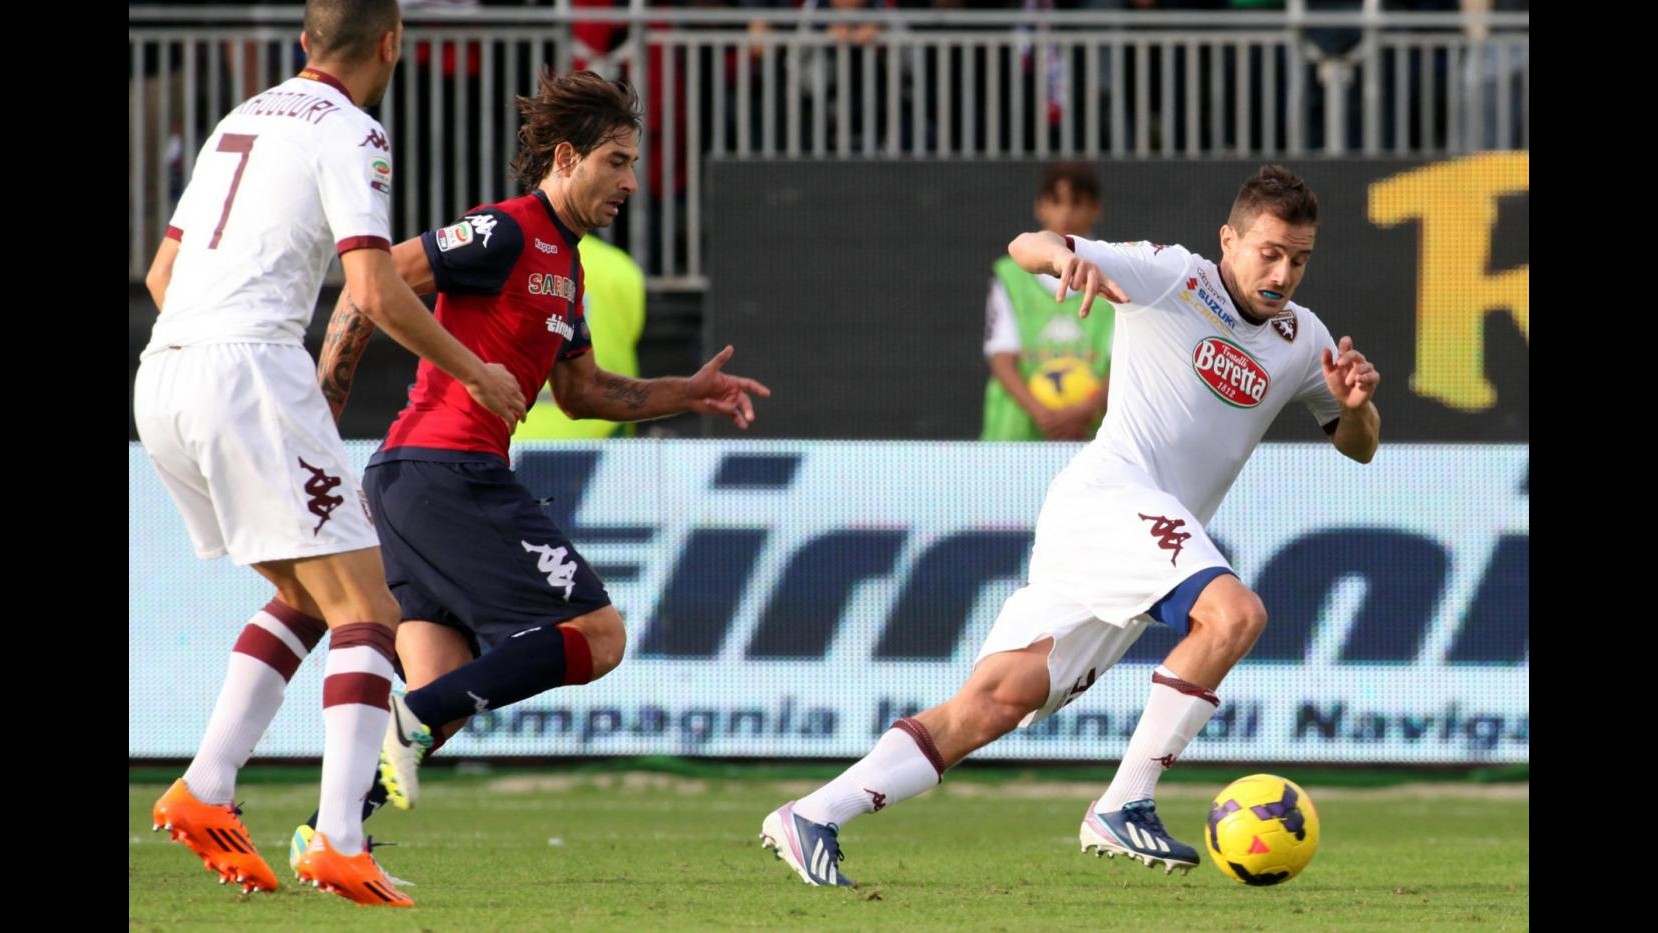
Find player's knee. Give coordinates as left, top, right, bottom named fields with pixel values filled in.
left=574, top=611, right=627, bottom=681
left=1194, top=590, right=1268, bottom=661
left=1231, top=592, right=1269, bottom=655
left=588, top=625, right=626, bottom=680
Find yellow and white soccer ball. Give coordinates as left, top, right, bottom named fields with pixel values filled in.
left=1027, top=356, right=1100, bottom=410
left=1205, top=774, right=1321, bottom=886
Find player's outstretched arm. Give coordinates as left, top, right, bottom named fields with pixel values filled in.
left=1007, top=230, right=1072, bottom=276
left=339, top=246, right=526, bottom=426
left=1007, top=231, right=1128, bottom=319
left=1322, top=335, right=1381, bottom=463
left=550, top=345, right=771, bottom=429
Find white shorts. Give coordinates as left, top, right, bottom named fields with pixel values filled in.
left=133, top=342, right=377, bottom=566
left=975, top=457, right=1232, bottom=726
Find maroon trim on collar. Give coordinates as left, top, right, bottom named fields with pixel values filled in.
left=297, top=68, right=354, bottom=104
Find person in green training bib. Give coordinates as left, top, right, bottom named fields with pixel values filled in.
left=981, top=162, right=1115, bottom=441
left=516, top=232, right=647, bottom=439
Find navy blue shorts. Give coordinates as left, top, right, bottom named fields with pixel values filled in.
left=364, top=448, right=612, bottom=654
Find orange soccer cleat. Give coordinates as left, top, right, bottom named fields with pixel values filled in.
left=293, top=831, right=414, bottom=907
left=150, top=778, right=279, bottom=894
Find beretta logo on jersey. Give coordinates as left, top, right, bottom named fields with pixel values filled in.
left=1192, top=336, right=1270, bottom=407
left=369, top=158, right=392, bottom=193
left=435, top=221, right=474, bottom=252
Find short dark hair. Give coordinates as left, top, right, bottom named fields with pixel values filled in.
left=1228, top=165, right=1319, bottom=233
left=1038, top=162, right=1101, bottom=204
left=513, top=69, right=645, bottom=189
left=303, top=0, right=400, bottom=65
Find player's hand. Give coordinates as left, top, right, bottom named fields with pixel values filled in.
left=1321, top=336, right=1380, bottom=411
left=1054, top=253, right=1130, bottom=319
left=686, top=344, right=772, bottom=429
left=1035, top=401, right=1095, bottom=440
left=466, top=362, right=527, bottom=426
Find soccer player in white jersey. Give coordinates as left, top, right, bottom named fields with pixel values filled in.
left=762, top=165, right=1381, bottom=886
left=133, top=0, right=522, bottom=908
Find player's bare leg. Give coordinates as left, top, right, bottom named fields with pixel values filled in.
left=155, top=573, right=330, bottom=893
left=273, top=547, right=414, bottom=906
left=1082, top=574, right=1267, bottom=874
left=291, top=618, right=474, bottom=873
left=380, top=605, right=626, bottom=809
left=761, top=641, right=1052, bottom=886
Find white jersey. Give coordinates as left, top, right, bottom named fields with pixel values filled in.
left=144, top=70, right=393, bottom=356
left=1067, top=237, right=1344, bottom=524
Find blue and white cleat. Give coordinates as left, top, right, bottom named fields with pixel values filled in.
left=1080, top=799, right=1199, bottom=875
left=760, top=802, right=856, bottom=887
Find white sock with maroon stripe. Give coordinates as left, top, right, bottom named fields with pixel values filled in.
left=1096, top=665, right=1221, bottom=813
left=183, top=600, right=328, bottom=806
left=316, top=623, right=396, bottom=857
left=793, top=717, right=945, bottom=828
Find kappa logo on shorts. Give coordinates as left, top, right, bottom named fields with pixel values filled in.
left=1139, top=513, right=1192, bottom=566
left=297, top=458, right=345, bottom=534
left=1059, top=667, right=1098, bottom=710
left=522, top=541, right=578, bottom=599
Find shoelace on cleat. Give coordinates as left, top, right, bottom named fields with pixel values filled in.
left=364, top=837, right=416, bottom=888
left=1123, top=802, right=1169, bottom=838
left=823, top=830, right=847, bottom=865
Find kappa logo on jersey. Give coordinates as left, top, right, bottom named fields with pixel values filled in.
left=359, top=128, right=389, bottom=151
left=368, top=157, right=392, bottom=193
left=1270, top=310, right=1298, bottom=342
left=296, top=458, right=345, bottom=534
left=434, top=221, right=474, bottom=252
left=464, top=213, right=499, bottom=247
left=534, top=238, right=559, bottom=254
left=521, top=540, right=578, bottom=599
left=1192, top=337, right=1270, bottom=408
left=528, top=272, right=577, bottom=301
left=1139, top=513, right=1193, bottom=566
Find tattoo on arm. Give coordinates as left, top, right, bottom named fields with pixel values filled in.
left=318, top=298, right=378, bottom=415
left=597, top=372, right=651, bottom=411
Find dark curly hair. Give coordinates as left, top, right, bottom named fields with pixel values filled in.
left=512, top=69, right=644, bottom=190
